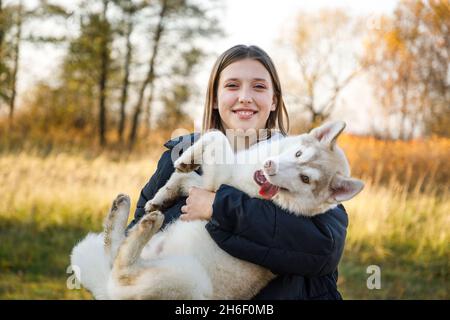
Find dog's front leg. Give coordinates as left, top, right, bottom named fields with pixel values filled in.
left=144, top=171, right=201, bottom=213
left=174, top=130, right=230, bottom=172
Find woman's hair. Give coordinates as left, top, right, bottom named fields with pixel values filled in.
left=202, top=45, right=289, bottom=136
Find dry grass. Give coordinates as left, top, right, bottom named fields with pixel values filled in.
left=340, top=134, right=449, bottom=190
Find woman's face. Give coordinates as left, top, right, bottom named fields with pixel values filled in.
left=216, top=59, right=276, bottom=132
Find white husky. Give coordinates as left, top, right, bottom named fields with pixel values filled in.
left=71, top=121, right=364, bottom=299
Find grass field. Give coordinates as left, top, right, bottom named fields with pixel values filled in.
left=0, top=135, right=448, bottom=299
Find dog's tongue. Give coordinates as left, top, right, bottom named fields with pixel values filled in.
left=254, top=169, right=280, bottom=199
left=259, top=181, right=280, bottom=200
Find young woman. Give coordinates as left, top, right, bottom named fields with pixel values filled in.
left=126, top=45, right=348, bottom=300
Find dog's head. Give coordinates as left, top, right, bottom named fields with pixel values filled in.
left=254, top=121, right=364, bottom=216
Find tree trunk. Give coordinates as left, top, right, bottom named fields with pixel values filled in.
left=9, top=1, right=22, bottom=127
left=98, top=0, right=110, bottom=147
left=399, top=76, right=410, bottom=140
left=144, top=81, right=155, bottom=132
left=128, top=0, right=168, bottom=149
left=118, top=16, right=132, bottom=143
left=0, top=0, right=4, bottom=111
left=0, top=0, right=4, bottom=58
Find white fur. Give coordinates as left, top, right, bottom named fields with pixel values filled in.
left=70, top=121, right=364, bottom=300
left=70, top=233, right=110, bottom=299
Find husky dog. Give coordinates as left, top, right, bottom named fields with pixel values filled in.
left=71, top=121, right=364, bottom=300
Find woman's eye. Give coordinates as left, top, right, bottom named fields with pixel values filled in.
left=295, top=150, right=302, bottom=157
left=300, top=174, right=310, bottom=184
left=225, top=83, right=238, bottom=88
left=254, top=84, right=266, bottom=89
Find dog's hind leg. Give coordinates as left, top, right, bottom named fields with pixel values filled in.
left=111, top=256, right=213, bottom=300
left=113, top=210, right=164, bottom=270
left=103, top=194, right=131, bottom=266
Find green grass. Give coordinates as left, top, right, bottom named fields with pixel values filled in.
left=0, top=210, right=448, bottom=299
left=339, top=248, right=449, bottom=299
left=0, top=217, right=98, bottom=299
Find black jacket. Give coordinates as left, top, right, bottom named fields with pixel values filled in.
left=126, top=133, right=348, bottom=300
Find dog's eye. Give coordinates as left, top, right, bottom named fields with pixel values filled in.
left=295, top=150, right=302, bottom=157
left=300, top=174, right=310, bottom=184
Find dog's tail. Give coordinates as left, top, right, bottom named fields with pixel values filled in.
left=70, top=233, right=111, bottom=299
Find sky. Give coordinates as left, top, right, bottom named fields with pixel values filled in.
left=197, top=0, right=399, bottom=134
left=217, top=0, right=397, bottom=53
left=15, top=0, right=400, bottom=134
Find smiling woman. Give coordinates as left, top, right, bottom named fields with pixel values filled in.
left=216, top=59, right=277, bottom=132
left=202, top=45, right=289, bottom=139
left=121, top=45, right=349, bottom=300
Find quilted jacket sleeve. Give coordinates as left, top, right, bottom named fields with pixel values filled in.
left=205, top=184, right=348, bottom=277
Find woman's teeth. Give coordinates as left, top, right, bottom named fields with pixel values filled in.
left=236, top=111, right=254, bottom=116
left=233, top=110, right=257, bottom=120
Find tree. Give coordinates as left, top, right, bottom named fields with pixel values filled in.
left=0, top=0, right=71, bottom=124
left=8, top=0, right=23, bottom=126
left=127, top=0, right=221, bottom=148
left=363, top=0, right=450, bottom=139
left=0, top=0, right=3, bottom=56
left=283, top=9, right=365, bottom=129
left=156, top=47, right=203, bottom=130
left=98, top=0, right=112, bottom=147
left=0, top=0, right=13, bottom=112
left=128, top=0, right=169, bottom=148
left=114, top=0, right=146, bottom=143
left=56, top=0, right=117, bottom=146
left=8, top=0, right=221, bottom=149
left=0, top=0, right=21, bottom=123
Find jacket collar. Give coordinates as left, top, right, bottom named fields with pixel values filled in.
left=164, top=132, right=200, bottom=150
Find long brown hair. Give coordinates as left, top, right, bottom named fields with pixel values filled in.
left=202, top=45, right=289, bottom=135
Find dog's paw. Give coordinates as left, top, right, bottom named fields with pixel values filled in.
left=175, top=162, right=201, bottom=173
left=144, top=200, right=161, bottom=214
left=112, top=194, right=130, bottom=210
left=174, top=155, right=201, bottom=173
left=106, top=194, right=130, bottom=223
left=139, top=211, right=164, bottom=233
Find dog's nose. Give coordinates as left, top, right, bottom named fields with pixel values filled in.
left=264, top=160, right=277, bottom=176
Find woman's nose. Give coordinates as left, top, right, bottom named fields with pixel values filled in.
left=238, top=96, right=252, bottom=104
left=238, top=87, right=253, bottom=104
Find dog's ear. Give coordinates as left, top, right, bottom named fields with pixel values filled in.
left=310, top=121, right=346, bottom=150
left=330, top=174, right=364, bottom=202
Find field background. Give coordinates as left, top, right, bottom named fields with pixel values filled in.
left=0, top=134, right=448, bottom=299
left=0, top=0, right=449, bottom=300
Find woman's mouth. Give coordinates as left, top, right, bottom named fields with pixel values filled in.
left=233, top=109, right=257, bottom=120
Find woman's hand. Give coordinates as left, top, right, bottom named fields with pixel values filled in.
left=180, top=187, right=216, bottom=221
